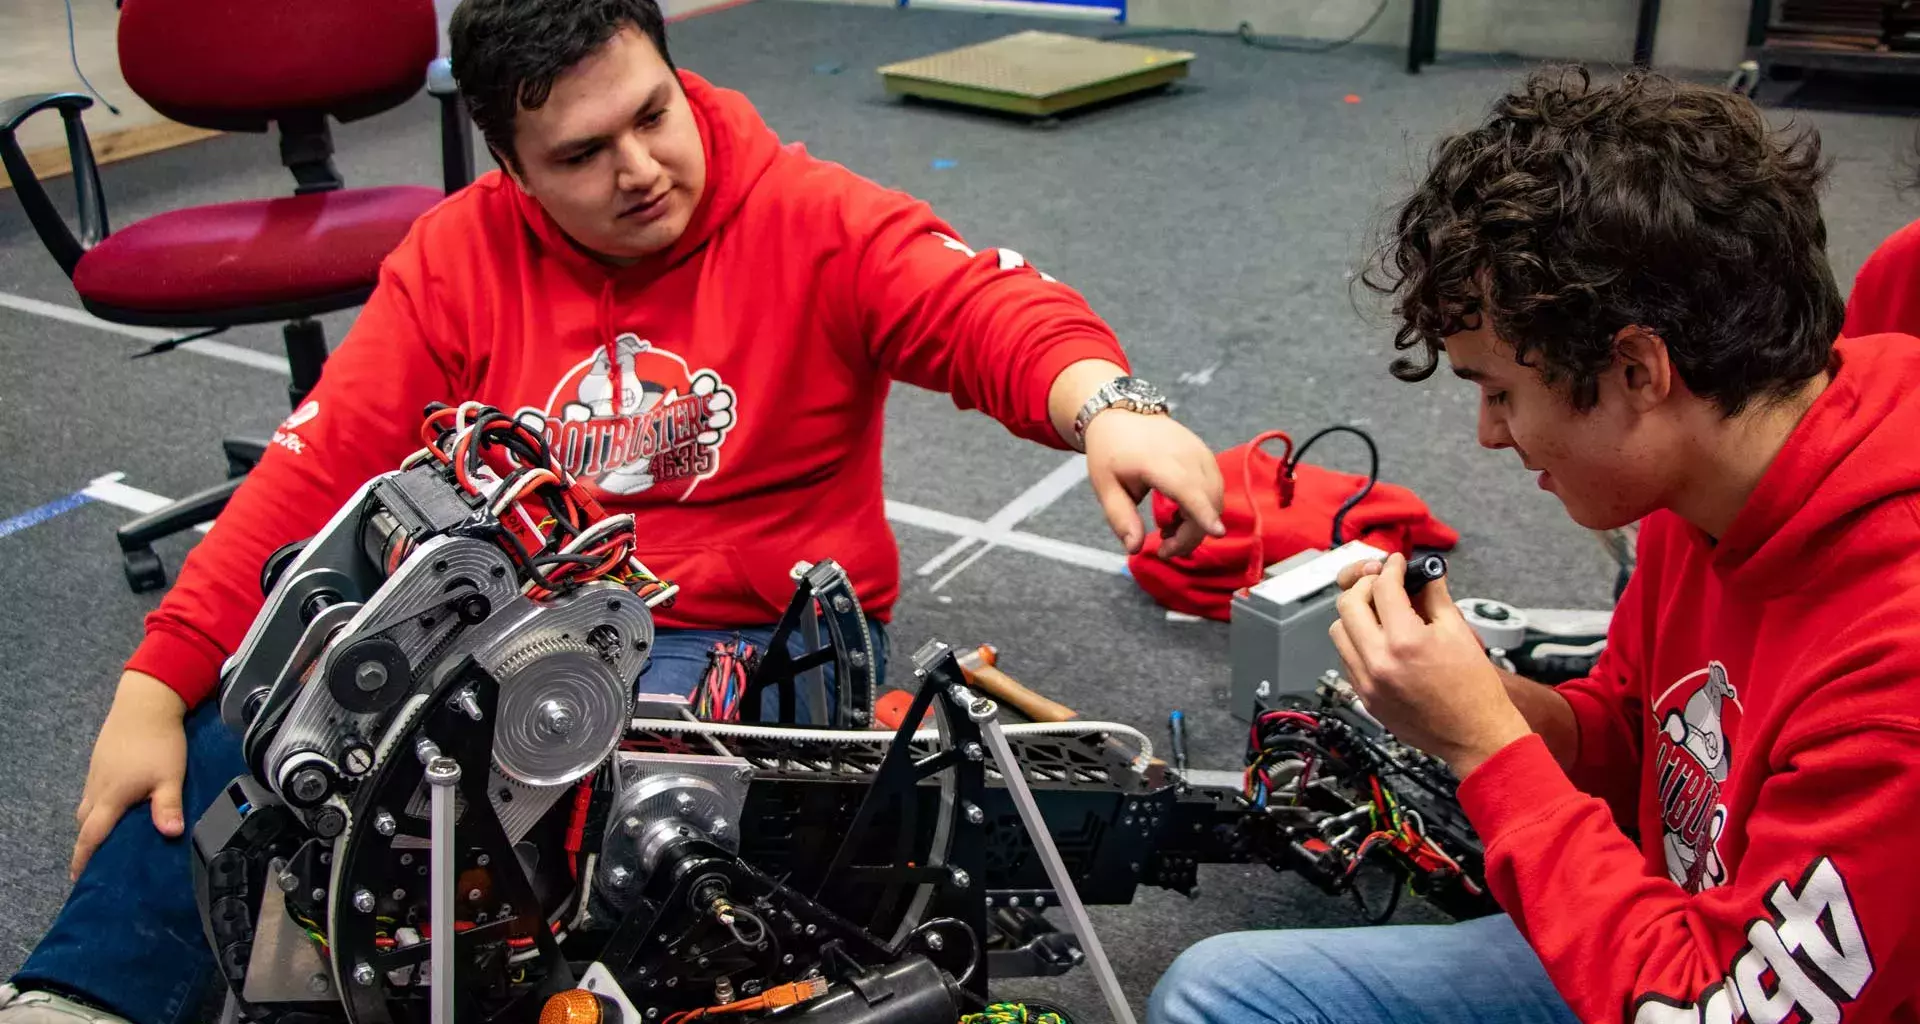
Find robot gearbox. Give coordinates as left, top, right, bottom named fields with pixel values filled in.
left=190, top=404, right=1499, bottom=1024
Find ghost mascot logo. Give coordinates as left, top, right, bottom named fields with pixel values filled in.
left=1654, top=661, right=1740, bottom=894
left=530, top=334, right=738, bottom=499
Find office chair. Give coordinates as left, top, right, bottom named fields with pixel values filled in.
left=0, top=0, right=475, bottom=593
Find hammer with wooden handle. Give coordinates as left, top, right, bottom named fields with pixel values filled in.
left=955, top=644, right=1077, bottom=723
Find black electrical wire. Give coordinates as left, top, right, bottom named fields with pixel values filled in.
left=1288, top=425, right=1379, bottom=548
left=1351, top=867, right=1403, bottom=924
left=65, top=0, right=121, bottom=115
left=1103, top=0, right=1392, bottom=55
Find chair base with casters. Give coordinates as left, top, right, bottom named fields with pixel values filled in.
left=106, top=313, right=334, bottom=592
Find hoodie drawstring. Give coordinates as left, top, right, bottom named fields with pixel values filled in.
left=600, top=279, right=621, bottom=414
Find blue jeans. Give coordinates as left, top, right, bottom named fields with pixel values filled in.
left=12, top=621, right=888, bottom=1024
left=1148, top=915, right=1577, bottom=1024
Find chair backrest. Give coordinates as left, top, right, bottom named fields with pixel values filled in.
left=118, top=0, right=439, bottom=133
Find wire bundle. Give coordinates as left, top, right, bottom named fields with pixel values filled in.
left=961, top=1003, right=1076, bottom=1024
left=1245, top=707, right=1482, bottom=903
left=691, top=639, right=756, bottom=721
left=402, top=402, right=677, bottom=606
left=1243, top=708, right=1329, bottom=808
left=1346, top=776, right=1482, bottom=897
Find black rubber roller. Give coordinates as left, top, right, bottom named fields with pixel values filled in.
left=1404, top=554, right=1448, bottom=596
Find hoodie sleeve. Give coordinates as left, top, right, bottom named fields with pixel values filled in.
left=1547, top=518, right=1664, bottom=822
left=826, top=179, right=1129, bottom=448
left=125, top=243, right=464, bottom=709
left=1457, top=719, right=1920, bottom=1024
left=1843, top=217, right=1920, bottom=339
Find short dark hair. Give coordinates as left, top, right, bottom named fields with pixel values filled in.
left=449, top=0, right=675, bottom=170
left=1365, top=66, right=1843, bottom=415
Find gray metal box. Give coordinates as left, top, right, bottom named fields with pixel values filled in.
left=1227, top=541, right=1388, bottom=722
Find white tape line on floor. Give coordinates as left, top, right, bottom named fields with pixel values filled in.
left=916, top=454, right=1090, bottom=579
left=82, top=473, right=214, bottom=533
left=0, top=291, right=291, bottom=375
left=71, top=475, right=1124, bottom=575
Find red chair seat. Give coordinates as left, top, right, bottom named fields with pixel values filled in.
left=73, top=185, right=443, bottom=313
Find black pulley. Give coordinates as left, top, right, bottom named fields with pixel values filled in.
left=260, top=538, right=310, bottom=596
left=326, top=636, right=413, bottom=714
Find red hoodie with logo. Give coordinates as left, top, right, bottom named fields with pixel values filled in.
left=127, top=71, right=1127, bottom=709
left=1455, top=334, right=1920, bottom=1023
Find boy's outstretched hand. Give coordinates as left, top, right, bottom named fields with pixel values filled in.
left=1329, top=553, right=1531, bottom=778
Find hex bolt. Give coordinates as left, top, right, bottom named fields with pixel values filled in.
left=949, top=868, right=971, bottom=888
left=925, top=933, right=946, bottom=951
left=352, top=962, right=375, bottom=987
left=963, top=743, right=984, bottom=762
left=354, top=661, right=388, bottom=693
left=353, top=889, right=375, bottom=913
left=374, top=810, right=397, bottom=836
left=964, top=803, right=984, bottom=825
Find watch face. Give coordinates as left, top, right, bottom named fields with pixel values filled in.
left=1113, top=377, right=1166, bottom=407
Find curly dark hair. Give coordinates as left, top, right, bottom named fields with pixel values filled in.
left=449, top=0, right=675, bottom=171
left=1365, top=66, right=1843, bottom=415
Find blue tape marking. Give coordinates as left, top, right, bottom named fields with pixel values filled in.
left=931, top=159, right=957, bottom=170
left=0, top=490, right=93, bottom=540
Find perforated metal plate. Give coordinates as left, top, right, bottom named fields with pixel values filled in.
left=878, top=30, right=1194, bottom=117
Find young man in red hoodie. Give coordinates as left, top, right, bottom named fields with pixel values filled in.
left=1152, top=68, right=1920, bottom=1024
left=0, top=2, right=1225, bottom=1021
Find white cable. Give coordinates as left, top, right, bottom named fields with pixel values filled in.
left=628, top=717, right=1154, bottom=760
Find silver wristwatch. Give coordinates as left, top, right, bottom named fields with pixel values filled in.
left=1072, top=375, right=1170, bottom=449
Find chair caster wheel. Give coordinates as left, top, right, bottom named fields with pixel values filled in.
left=124, top=548, right=168, bottom=593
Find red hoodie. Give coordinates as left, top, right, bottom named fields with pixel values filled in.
left=1844, top=218, right=1920, bottom=339
left=128, top=71, right=1127, bottom=709
left=1456, top=334, right=1920, bottom=1023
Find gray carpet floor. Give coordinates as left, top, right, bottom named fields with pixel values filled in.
left=2, top=1, right=1916, bottom=1019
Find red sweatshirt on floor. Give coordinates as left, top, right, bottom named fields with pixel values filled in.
left=1844, top=218, right=1920, bottom=339
left=128, top=70, right=1127, bottom=709
left=1455, top=334, right=1920, bottom=1023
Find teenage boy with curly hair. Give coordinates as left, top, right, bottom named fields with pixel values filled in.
left=1152, top=67, right=1920, bottom=1024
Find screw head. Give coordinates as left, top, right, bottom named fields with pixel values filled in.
left=537, top=699, right=575, bottom=737
left=400, top=853, right=413, bottom=865
left=289, top=767, right=329, bottom=803
left=477, top=854, right=490, bottom=867
left=925, top=933, right=945, bottom=951
left=949, top=868, right=971, bottom=888
left=311, top=887, right=326, bottom=904
left=709, top=818, right=729, bottom=837
left=1009, top=896, right=1022, bottom=908
left=832, top=594, right=852, bottom=613
left=392, top=888, right=407, bottom=901
left=276, top=870, right=299, bottom=893
left=354, top=661, right=388, bottom=692
left=733, top=766, right=753, bottom=782
left=1035, top=895, right=1047, bottom=908
left=965, top=803, right=984, bottom=825
left=963, top=743, right=984, bottom=762
left=804, top=924, right=817, bottom=935
left=610, top=866, right=633, bottom=888
left=374, top=810, right=396, bottom=836
left=352, top=962, right=376, bottom=987
left=782, top=955, right=794, bottom=965
left=307, top=973, right=330, bottom=994
left=467, top=888, right=483, bottom=901
left=344, top=747, right=374, bottom=776
left=353, top=889, right=375, bottom=913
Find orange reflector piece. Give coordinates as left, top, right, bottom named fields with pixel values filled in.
left=541, top=989, right=610, bottom=1024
